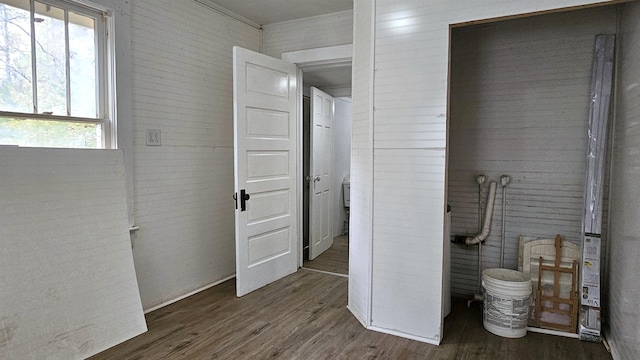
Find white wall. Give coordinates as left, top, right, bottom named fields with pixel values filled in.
left=353, top=0, right=618, bottom=344
left=349, top=0, right=375, bottom=327
left=448, top=6, right=617, bottom=296
left=262, top=10, right=353, bottom=59
left=607, top=2, right=640, bottom=359
left=333, top=97, right=352, bottom=237
left=129, top=0, right=260, bottom=309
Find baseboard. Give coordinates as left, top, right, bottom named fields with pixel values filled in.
left=143, top=274, right=236, bottom=314
left=347, top=305, right=368, bottom=328
left=367, top=325, right=441, bottom=346
left=602, top=331, right=619, bottom=360
left=526, top=327, right=579, bottom=339
left=301, top=266, right=348, bottom=278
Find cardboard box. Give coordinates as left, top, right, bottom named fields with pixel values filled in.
left=579, top=235, right=601, bottom=341
left=580, top=236, right=601, bottom=307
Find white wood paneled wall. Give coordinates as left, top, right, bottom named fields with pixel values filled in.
left=353, top=0, right=618, bottom=345
left=262, top=10, right=353, bottom=59
left=0, top=148, right=146, bottom=359
left=448, top=6, right=618, bottom=297
left=608, top=2, right=640, bottom=359
left=370, top=0, right=449, bottom=343
left=130, top=0, right=260, bottom=310
left=348, top=0, right=375, bottom=327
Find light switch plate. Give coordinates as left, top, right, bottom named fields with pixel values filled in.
left=146, top=129, right=161, bottom=146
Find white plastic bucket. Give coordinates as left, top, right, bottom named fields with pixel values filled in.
left=482, top=268, right=532, bottom=338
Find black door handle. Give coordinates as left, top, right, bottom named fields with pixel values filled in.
left=240, top=189, right=250, bottom=211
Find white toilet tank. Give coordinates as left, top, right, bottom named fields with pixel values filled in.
left=343, top=180, right=350, bottom=207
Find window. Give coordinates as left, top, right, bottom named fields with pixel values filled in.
left=0, top=0, right=113, bottom=148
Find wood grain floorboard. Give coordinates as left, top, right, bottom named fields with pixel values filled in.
left=90, top=269, right=612, bottom=360
left=303, top=235, right=349, bottom=275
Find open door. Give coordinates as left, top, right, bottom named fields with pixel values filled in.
left=309, top=87, right=334, bottom=260
left=233, top=46, right=298, bottom=297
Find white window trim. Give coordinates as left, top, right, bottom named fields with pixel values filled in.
left=1, top=0, right=114, bottom=148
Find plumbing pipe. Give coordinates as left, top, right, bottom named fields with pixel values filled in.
left=499, top=175, right=511, bottom=268
left=476, top=175, right=485, bottom=294
left=466, top=181, right=497, bottom=245
left=477, top=242, right=483, bottom=294
left=476, top=175, right=486, bottom=231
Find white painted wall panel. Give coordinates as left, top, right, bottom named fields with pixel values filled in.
left=130, top=0, right=260, bottom=309
left=0, top=148, right=146, bottom=359
left=608, top=2, right=640, bottom=359
left=262, top=10, right=353, bottom=58
left=333, top=97, right=352, bottom=236
left=372, top=149, right=446, bottom=339
left=360, top=0, right=618, bottom=344
left=348, top=0, right=374, bottom=326
left=447, top=6, right=617, bottom=296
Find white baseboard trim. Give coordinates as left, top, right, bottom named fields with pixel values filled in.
left=143, top=274, right=236, bottom=314
left=526, top=327, right=579, bottom=339
left=301, top=266, right=348, bottom=278
left=367, top=325, right=440, bottom=346
left=347, top=305, right=368, bottom=328
left=602, top=331, right=619, bottom=359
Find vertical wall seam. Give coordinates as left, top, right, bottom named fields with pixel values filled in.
left=367, top=0, right=377, bottom=326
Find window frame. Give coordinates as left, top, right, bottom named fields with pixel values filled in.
left=0, top=0, right=115, bottom=149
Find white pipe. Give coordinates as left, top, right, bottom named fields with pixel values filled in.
left=477, top=175, right=486, bottom=231
left=499, top=175, right=510, bottom=268
left=466, top=181, right=497, bottom=245
left=476, top=175, right=485, bottom=294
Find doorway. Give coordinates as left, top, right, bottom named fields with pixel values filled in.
left=282, top=46, right=352, bottom=276
left=302, top=90, right=351, bottom=276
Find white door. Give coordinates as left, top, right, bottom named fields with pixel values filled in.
left=233, top=46, right=298, bottom=297
left=309, top=87, right=334, bottom=260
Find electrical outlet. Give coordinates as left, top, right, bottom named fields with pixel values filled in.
left=146, top=129, right=161, bottom=146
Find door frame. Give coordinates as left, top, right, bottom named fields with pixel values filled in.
left=282, top=44, right=353, bottom=268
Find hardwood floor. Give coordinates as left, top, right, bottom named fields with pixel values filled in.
left=303, top=235, right=349, bottom=275
left=90, top=269, right=612, bottom=360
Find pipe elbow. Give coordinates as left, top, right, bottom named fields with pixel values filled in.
left=465, top=228, right=489, bottom=245
left=467, top=181, right=497, bottom=246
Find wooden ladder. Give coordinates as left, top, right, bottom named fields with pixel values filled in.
left=533, top=234, right=579, bottom=333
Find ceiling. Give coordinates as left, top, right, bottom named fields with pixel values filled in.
left=303, top=66, right=352, bottom=97
left=210, top=0, right=353, bottom=26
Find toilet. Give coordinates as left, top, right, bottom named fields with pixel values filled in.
left=342, top=176, right=350, bottom=235
left=343, top=178, right=350, bottom=208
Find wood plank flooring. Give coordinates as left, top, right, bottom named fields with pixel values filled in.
left=303, top=235, right=349, bottom=275
left=90, top=269, right=612, bottom=360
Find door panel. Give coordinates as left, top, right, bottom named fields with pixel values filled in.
left=309, top=87, right=334, bottom=260
left=233, top=46, right=298, bottom=297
